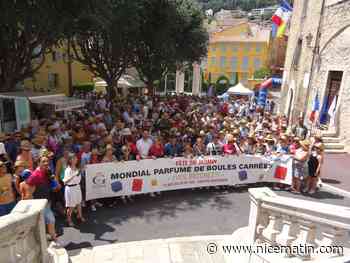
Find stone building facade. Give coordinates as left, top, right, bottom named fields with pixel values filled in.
left=281, top=0, right=350, bottom=152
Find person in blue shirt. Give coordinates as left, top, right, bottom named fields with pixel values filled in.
left=5, top=133, right=20, bottom=163
left=164, top=137, right=183, bottom=157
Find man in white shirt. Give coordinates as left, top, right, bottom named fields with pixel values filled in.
left=136, top=130, right=153, bottom=159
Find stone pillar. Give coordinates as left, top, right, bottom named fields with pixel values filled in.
left=192, top=63, right=201, bottom=96
left=247, top=188, right=277, bottom=243
left=175, top=70, right=184, bottom=94
left=0, top=199, right=50, bottom=263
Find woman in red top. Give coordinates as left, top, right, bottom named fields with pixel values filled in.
left=149, top=137, right=164, bottom=159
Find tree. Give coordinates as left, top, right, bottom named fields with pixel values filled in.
left=0, top=0, right=83, bottom=92
left=133, top=0, right=208, bottom=91
left=254, top=67, right=271, bottom=79
left=215, top=75, right=230, bottom=95
left=72, top=0, right=140, bottom=99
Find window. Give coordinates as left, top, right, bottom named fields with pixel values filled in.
left=256, top=43, right=262, bottom=53
left=242, top=56, right=249, bottom=70
left=232, top=44, right=238, bottom=52
left=241, top=72, right=249, bottom=80
left=292, top=38, right=302, bottom=70
left=231, top=57, right=238, bottom=70
left=48, top=73, right=59, bottom=89
left=302, top=0, right=309, bottom=18
left=220, top=56, right=226, bottom=68
left=230, top=72, right=237, bottom=84
left=254, top=58, right=261, bottom=69
left=220, top=44, right=226, bottom=53
left=52, top=51, right=60, bottom=62
left=211, top=57, right=217, bottom=66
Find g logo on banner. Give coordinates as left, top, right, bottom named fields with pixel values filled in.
left=92, top=172, right=106, bottom=188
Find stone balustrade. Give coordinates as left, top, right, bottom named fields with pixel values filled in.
left=248, top=188, right=350, bottom=262
left=0, top=199, right=68, bottom=263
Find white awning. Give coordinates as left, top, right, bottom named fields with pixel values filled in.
left=29, top=95, right=86, bottom=112
left=227, top=83, right=254, bottom=96
left=94, top=74, right=146, bottom=89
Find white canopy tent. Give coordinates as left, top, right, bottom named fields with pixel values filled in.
left=94, top=75, right=146, bottom=89
left=227, top=82, right=254, bottom=96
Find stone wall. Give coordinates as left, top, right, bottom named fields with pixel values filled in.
left=280, top=0, right=323, bottom=122
left=307, top=0, right=350, bottom=150
left=0, top=200, right=48, bottom=263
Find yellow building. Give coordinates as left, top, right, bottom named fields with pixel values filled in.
left=24, top=43, right=94, bottom=95
left=206, top=22, right=271, bottom=88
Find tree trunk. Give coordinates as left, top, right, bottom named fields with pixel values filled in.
left=67, top=39, right=73, bottom=97
left=106, top=79, right=117, bottom=100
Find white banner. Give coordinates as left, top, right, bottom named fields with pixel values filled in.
left=86, top=155, right=293, bottom=200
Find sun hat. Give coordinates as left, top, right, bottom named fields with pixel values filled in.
left=14, top=160, right=28, bottom=168
left=20, top=140, right=32, bottom=150
left=300, top=139, right=311, bottom=149
left=265, top=134, right=274, bottom=142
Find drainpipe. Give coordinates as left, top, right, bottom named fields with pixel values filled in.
left=302, top=0, right=326, bottom=123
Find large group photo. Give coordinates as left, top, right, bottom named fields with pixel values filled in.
left=0, top=90, right=324, bottom=242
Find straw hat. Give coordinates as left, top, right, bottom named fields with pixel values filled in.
left=232, top=129, right=240, bottom=135
left=247, top=133, right=255, bottom=139
left=265, top=134, right=275, bottom=142
left=300, top=139, right=311, bottom=149
left=40, top=149, right=54, bottom=158
left=20, top=140, right=32, bottom=150
left=239, top=119, right=248, bottom=126
left=32, top=136, right=44, bottom=146
left=0, top=133, right=8, bottom=141
left=14, top=160, right=28, bottom=168
left=106, top=144, right=115, bottom=151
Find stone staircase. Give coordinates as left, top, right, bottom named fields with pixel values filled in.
left=68, top=235, right=234, bottom=263
left=321, top=131, right=346, bottom=154
left=66, top=188, right=350, bottom=263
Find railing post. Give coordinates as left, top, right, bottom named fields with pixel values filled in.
left=248, top=188, right=277, bottom=243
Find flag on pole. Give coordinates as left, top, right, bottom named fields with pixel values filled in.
left=328, top=95, right=338, bottom=127
left=309, top=93, right=320, bottom=122
left=271, top=0, right=293, bottom=38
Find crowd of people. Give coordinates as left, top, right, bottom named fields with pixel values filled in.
left=0, top=92, right=324, bottom=241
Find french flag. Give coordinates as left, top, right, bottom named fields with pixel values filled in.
left=272, top=0, right=293, bottom=38
left=309, top=93, right=320, bottom=122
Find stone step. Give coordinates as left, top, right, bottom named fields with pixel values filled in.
left=322, top=137, right=341, bottom=143
left=324, top=149, right=348, bottom=154
left=69, top=235, right=234, bottom=263
left=321, top=130, right=337, bottom=137
left=324, top=143, right=345, bottom=150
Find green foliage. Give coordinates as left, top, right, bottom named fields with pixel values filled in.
left=197, top=0, right=278, bottom=12
left=133, top=0, right=208, bottom=87
left=72, top=0, right=140, bottom=99
left=215, top=75, right=230, bottom=95
left=254, top=67, right=271, bottom=79
left=73, top=83, right=94, bottom=92
left=0, top=0, right=87, bottom=92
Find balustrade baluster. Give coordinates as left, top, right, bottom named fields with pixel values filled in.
left=275, top=215, right=299, bottom=249
left=291, top=221, right=317, bottom=260
left=262, top=212, right=283, bottom=243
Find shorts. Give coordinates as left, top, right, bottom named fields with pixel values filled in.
left=0, top=201, right=16, bottom=217
left=44, top=206, right=55, bottom=225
